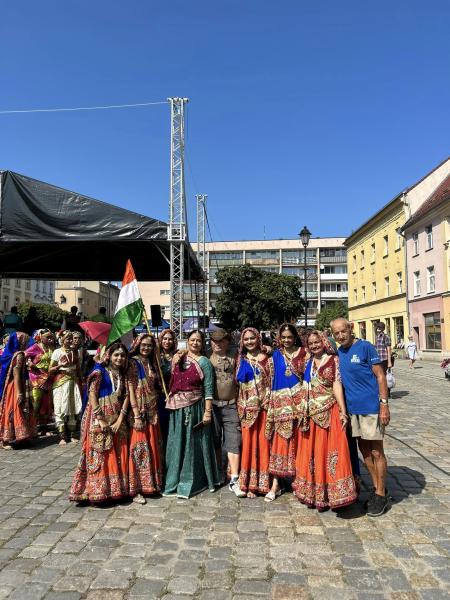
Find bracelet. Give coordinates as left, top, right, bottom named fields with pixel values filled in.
left=120, top=409, right=127, bottom=416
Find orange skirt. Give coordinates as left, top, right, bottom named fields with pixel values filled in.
left=69, top=417, right=129, bottom=503
left=292, top=403, right=357, bottom=509
left=269, top=429, right=298, bottom=478
left=239, top=410, right=271, bottom=494
left=129, top=421, right=163, bottom=496
left=0, top=381, right=37, bottom=444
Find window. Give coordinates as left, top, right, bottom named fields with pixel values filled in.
left=413, top=232, right=419, bottom=255
left=283, top=249, right=316, bottom=263
left=360, top=250, right=365, bottom=269
left=396, top=230, right=402, bottom=250
left=354, top=289, right=357, bottom=304
left=397, top=272, right=403, bottom=294
left=424, top=312, right=441, bottom=350
left=209, top=252, right=243, bottom=266
left=25, top=280, right=31, bottom=291
left=3, top=279, right=9, bottom=286
left=372, top=282, right=377, bottom=300
left=320, top=283, right=348, bottom=292
left=425, top=225, right=433, bottom=250
left=160, top=289, right=170, bottom=295
left=361, top=286, right=366, bottom=302
left=427, top=266, right=435, bottom=293
left=246, top=250, right=279, bottom=261
left=15, top=279, right=21, bottom=287
left=36, top=281, right=40, bottom=292
left=49, top=282, right=54, bottom=293
left=413, top=271, right=421, bottom=296
left=371, top=243, right=376, bottom=263
left=384, top=276, right=390, bottom=297
left=321, top=265, right=347, bottom=274
left=383, top=235, right=389, bottom=256
left=352, top=255, right=357, bottom=272
left=320, top=248, right=346, bottom=258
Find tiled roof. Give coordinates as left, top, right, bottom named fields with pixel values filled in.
left=402, top=173, right=450, bottom=230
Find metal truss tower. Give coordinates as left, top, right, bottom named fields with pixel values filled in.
left=168, top=97, right=189, bottom=339
left=196, top=194, right=208, bottom=329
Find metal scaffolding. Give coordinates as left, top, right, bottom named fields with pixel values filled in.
left=168, top=97, right=189, bottom=339
left=196, top=194, right=208, bottom=329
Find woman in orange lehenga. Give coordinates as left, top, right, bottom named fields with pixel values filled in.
left=127, top=333, right=163, bottom=504
left=265, top=323, right=308, bottom=501
left=236, top=328, right=273, bottom=498
left=69, top=343, right=129, bottom=504
left=0, top=332, right=37, bottom=448
left=293, top=331, right=357, bottom=511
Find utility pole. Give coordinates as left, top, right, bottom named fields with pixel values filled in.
left=196, top=194, right=207, bottom=332
left=168, top=97, right=189, bottom=340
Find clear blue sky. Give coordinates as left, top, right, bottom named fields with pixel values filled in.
left=1, top=1, right=449, bottom=242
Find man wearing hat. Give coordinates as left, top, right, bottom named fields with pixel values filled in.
left=209, top=328, right=245, bottom=497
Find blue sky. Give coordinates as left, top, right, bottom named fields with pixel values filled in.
left=1, top=1, right=449, bottom=243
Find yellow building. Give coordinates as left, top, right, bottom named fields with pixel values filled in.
left=346, top=157, right=450, bottom=346
left=346, top=196, right=408, bottom=345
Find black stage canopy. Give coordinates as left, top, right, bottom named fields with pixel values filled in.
left=0, top=171, right=201, bottom=281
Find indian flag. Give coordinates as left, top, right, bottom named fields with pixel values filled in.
left=107, top=260, right=144, bottom=345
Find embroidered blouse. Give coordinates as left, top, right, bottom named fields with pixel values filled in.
left=298, top=354, right=340, bottom=431
left=236, top=354, right=273, bottom=429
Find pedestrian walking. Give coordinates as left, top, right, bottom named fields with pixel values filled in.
left=331, top=318, right=391, bottom=517
left=406, top=335, right=418, bottom=369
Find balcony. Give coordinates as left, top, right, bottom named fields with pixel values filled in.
left=320, top=291, right=348, bottom=299
left=245, top=258, right=280, bottom=266
left=319, top=255, right=347, bottom=264
left=320, top=273, right=347, bottom=280
left=282, top=256, right=317, bottom=266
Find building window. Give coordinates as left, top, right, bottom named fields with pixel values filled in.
left=426, top=266, right=435, bottom=293
left=25, top=280, right=31, bottom=291
left=371, top=243, right=376, bottom=263
left=209, top=252, right=243, bottom=267
left=424, top=312, right=441, bottom=350
left=359, top=321, right=367, bottom=340
left=321, top=265, right=347, bottom=274
left=15, top=279, right=21, bottom=287
left=397, top=272, right=403, bottom=294
left=3, top=279, right=9, bottom=286
left=36, top=281, right=41, bottom=292
left=413, top=232, right=419, bottom=255
left=361, top=286, right=366, bottom=302
left=354, top=289, right=357, bottom=304
left=319, top=248, right=346, bottom=258
left=396, top=230, right=402, bottom=250
left=425, top=225, right=433, bottom=250
left=320, top=283, right=348, bottom=292
left=383, top=235, right=389, bottom=256
left=49, top=282, right=54, bottom=293
left=160, top=289, right=170, bottom=295
left=372, top=282, right=376, bottom=300
left=352, top=255, right=357, bottom=272
left=413, top=271, right=421, bottom=296
left=360, top=250, right=365, bottom=269
left=384, top=276, right=390, bottom=297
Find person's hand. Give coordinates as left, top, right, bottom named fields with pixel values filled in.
left=172, top=350, right=187, bottom=366
left=97, top=418, right=109, bottom=431
left=339, top=412, right=349, bottom=430
left=17, top=393, right=24, bottom=406
left=26, top=358, right=33, bottom=370
left=202, top=410, right=212, bottom=424
left=379, top=404, right=390, bottom=426
left=134, top=416, right=144, bottom=431
left=110, top=416, right=123, bottom=434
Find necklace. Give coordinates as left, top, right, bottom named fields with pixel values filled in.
left=281, top=347, right=298, bottom=377
left=107, top=368, right=121, bottom=393
left=311, top=354, right=327, bottom=378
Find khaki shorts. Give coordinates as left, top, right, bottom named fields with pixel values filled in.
left=350, top=413, right=384, bottom=441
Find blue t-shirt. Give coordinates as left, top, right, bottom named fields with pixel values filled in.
left=338, top=339, right=381, bottom=415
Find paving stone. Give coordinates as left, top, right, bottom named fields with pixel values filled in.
left=167, top=576, right=199, bottom=595
left=128, top=578, right=166, bottom=598
left=90, top=571, right=132, bottom=590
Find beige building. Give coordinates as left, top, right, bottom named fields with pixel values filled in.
left=54, top=281, right=120, bottom=319
left=140, top=238, right=348, bottom=326
left=0, top=279, right=55, bottom=312
left=346, top=157, right=450, bottom=347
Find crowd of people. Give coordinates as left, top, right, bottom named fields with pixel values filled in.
left=0, top=317, right=392, bottom=517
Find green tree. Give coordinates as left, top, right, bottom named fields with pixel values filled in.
left=314, top=301, right=348, bottom=331
left=215, top=265, right=304, bottom=331
left=18, top=301, right=69, bottom=331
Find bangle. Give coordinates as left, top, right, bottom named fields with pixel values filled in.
left=120, top=409, right=127, bottom=416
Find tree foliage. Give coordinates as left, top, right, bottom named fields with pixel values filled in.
left=18, top=301, right=69, bottom=331
left=314, top=301, right=348, bottom=332
left=215, top=265, right=304, bottom=331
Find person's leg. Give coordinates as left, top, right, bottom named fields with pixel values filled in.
left=223, top=405, right=246, bottom=497
left=371, top=440, right=387, bottom=496
left=357, top=438, right=377, bottom=488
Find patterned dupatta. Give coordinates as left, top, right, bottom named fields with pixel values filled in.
left=166, top=356, right=204, bottom=410
left=52, top=348, right=79, bottom=390
left=298, top=354, right=338, bottom=431
left=236, top=355, right=273, bottom=429
left=265, top=348, right=307, bottom=439
left=25, top=343, right=53, bottom=391
left=128, top=356, right=158, bottom=424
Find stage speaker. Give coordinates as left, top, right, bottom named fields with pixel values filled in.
left=150, top=304, right=162, bottom=327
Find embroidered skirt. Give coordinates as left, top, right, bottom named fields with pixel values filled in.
left=239, top=410, right=271, bottom=494
left=293, top=403, right=357, bottom=509
left=0, top=381, right=37, bottom=444
left=129, top=421, right=163, bottom=496
left=269, top=429, right=298, bottom=478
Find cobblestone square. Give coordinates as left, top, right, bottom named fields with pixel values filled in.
left=0, top=361, right=449, bottom=599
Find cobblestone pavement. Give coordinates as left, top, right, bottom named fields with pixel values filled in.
left=0, top=359, right=449, bottom=600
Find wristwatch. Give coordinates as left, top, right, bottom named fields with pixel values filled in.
left=380, top=398, right=389, bottom=405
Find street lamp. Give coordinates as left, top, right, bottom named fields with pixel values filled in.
left=298, top=226, right=312, bottom=327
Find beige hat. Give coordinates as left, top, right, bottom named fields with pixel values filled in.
left=210, top=328, right=231, bottom=341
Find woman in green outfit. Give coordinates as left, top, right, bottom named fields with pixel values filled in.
left=163, top=330, right=219, bottom=499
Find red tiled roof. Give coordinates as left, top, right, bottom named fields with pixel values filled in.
left=402, top=173, right=450, bottom=230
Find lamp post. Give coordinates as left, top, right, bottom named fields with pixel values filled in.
left=299, top=226, right=311, bottom=327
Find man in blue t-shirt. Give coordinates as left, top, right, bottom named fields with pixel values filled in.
left=331, top=318, right=390, bottom=517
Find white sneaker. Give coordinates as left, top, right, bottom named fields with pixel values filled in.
left=229, top=479, right=246, bottom=498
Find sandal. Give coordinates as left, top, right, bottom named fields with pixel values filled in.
left=264, top=489, right=283, bottom=502
left=247, top=491, right=257, bottom=499
left=132, top=494, right=147, bottom=505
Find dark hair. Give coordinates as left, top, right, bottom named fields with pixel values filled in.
left=279, top=322, right=301, bottom=347
left=187, top=330, right=205, bottom=352
left=70, top=306, right=78, bottom=313
left=10, top=306, right=18, bottom=314
left=99, top=307, right=106, bottom=314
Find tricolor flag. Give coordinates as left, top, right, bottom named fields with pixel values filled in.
left=107, top=260, right=144, bottom=346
